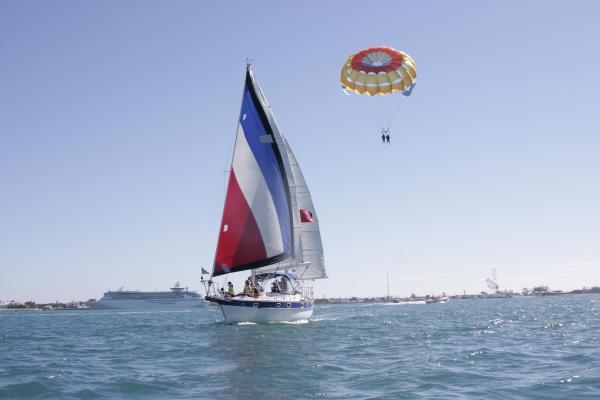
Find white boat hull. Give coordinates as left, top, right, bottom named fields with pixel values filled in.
left=90, top=298, right=205, bottom=310
left=218, top=303, right=313, bottom=323
left=206, top=295, right=314, bottom=323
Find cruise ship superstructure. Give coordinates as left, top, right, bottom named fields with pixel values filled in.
left=90, top=282, right=205, bottom=310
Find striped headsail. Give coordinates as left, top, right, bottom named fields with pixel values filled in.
left=213, top=69, right=293, bottom=277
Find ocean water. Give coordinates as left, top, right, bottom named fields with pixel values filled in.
left=1, top=295, right=600, bottom=399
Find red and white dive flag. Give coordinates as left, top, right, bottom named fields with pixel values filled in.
left=300, top=209, right=314, bottom=223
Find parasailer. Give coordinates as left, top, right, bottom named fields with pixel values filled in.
left=381, top=128, right=391, bottom=144
left=341, top=46, right=416, bottom=141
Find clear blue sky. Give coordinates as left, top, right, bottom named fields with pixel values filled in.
left=1, top=1, right=599, bottom=302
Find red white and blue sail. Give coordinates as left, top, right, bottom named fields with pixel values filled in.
left=213, top=69, right=293, bottom=277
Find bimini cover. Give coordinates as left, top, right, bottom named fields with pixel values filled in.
left=212, top=69, right=293, bottom=277
left=255, top=272, right=298, bottom=282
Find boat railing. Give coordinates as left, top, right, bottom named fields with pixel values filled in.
left=300, top=285, right=314, bottom=301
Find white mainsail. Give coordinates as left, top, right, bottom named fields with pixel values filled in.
left=248, top=69, right=326, bottom=280
left=284, top=139, right=327, bottom=280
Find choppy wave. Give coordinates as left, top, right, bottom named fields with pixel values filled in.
left=2, top=295, right=600, bottom=399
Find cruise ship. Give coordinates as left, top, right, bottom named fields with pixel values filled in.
left=90, top=282, right=205, bottom=310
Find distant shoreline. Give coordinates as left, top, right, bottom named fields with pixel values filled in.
left=0, top=301, right=90, bottom=311
left=2, top=288, right=599, bottom=310
left=316, top=287, right=600, bottom=304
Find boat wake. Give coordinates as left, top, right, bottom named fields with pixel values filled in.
left=310, top=317, right=339, bottom=322
left=270, top=319, right=309, bottom=325
left=234, top=319, right=309, bottom=325
left=382, top=301, right=426, bottom=306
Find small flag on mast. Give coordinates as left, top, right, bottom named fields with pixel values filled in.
left=201, top=267, right=210, bottom=275
left=300, top=209, right=314, bottom=223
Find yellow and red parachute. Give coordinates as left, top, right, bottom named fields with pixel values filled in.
left=341, top=46, right=416, bottom=96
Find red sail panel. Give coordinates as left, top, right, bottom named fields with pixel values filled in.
left=213, top=170, right=267, bottom=275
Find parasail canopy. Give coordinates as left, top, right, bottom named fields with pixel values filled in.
left=341, top=46, right=416, bottom=96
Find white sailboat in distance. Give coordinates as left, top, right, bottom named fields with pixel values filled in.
left=203, top=65, right=327, bottom=323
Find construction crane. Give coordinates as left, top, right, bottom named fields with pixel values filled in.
left=486, top=268, right=499, bottom=292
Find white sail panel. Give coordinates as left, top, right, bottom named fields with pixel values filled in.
left=231, top=125, right=285, bottom=258
left=284, top=139, right=327, bottom=280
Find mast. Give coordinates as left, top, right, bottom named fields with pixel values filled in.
left=387, top=271, right=390, bottom=300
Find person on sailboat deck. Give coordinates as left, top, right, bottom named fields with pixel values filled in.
left=280, top=278, right=288, bottom=294
left=252, top=281, right=262, bottom=298
left=243, top=279, right=252, bottom=296
left=227, top=282, right=234, bottom=296
left=271, top=280, right=280, bottom=293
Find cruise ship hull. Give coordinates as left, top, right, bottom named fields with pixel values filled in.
left=90, top=298, right=205, bottom=310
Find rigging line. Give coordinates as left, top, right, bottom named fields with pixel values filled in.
left=211, top=65, right=250, bottom=279
left=222, top=112, right=238, bottom=168
left=223, top=169, right=229, bottom=197
left=222, top=116, right=237, bottom=192
left=221, top=63, right=250, bottom=194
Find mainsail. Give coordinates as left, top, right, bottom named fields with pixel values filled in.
left=213, top=67, right=326, bottom=280
left=284, top=140, right=327, bottom=280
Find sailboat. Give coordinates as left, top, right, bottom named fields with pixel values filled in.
left=203, top=65, right=327, bottom=323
